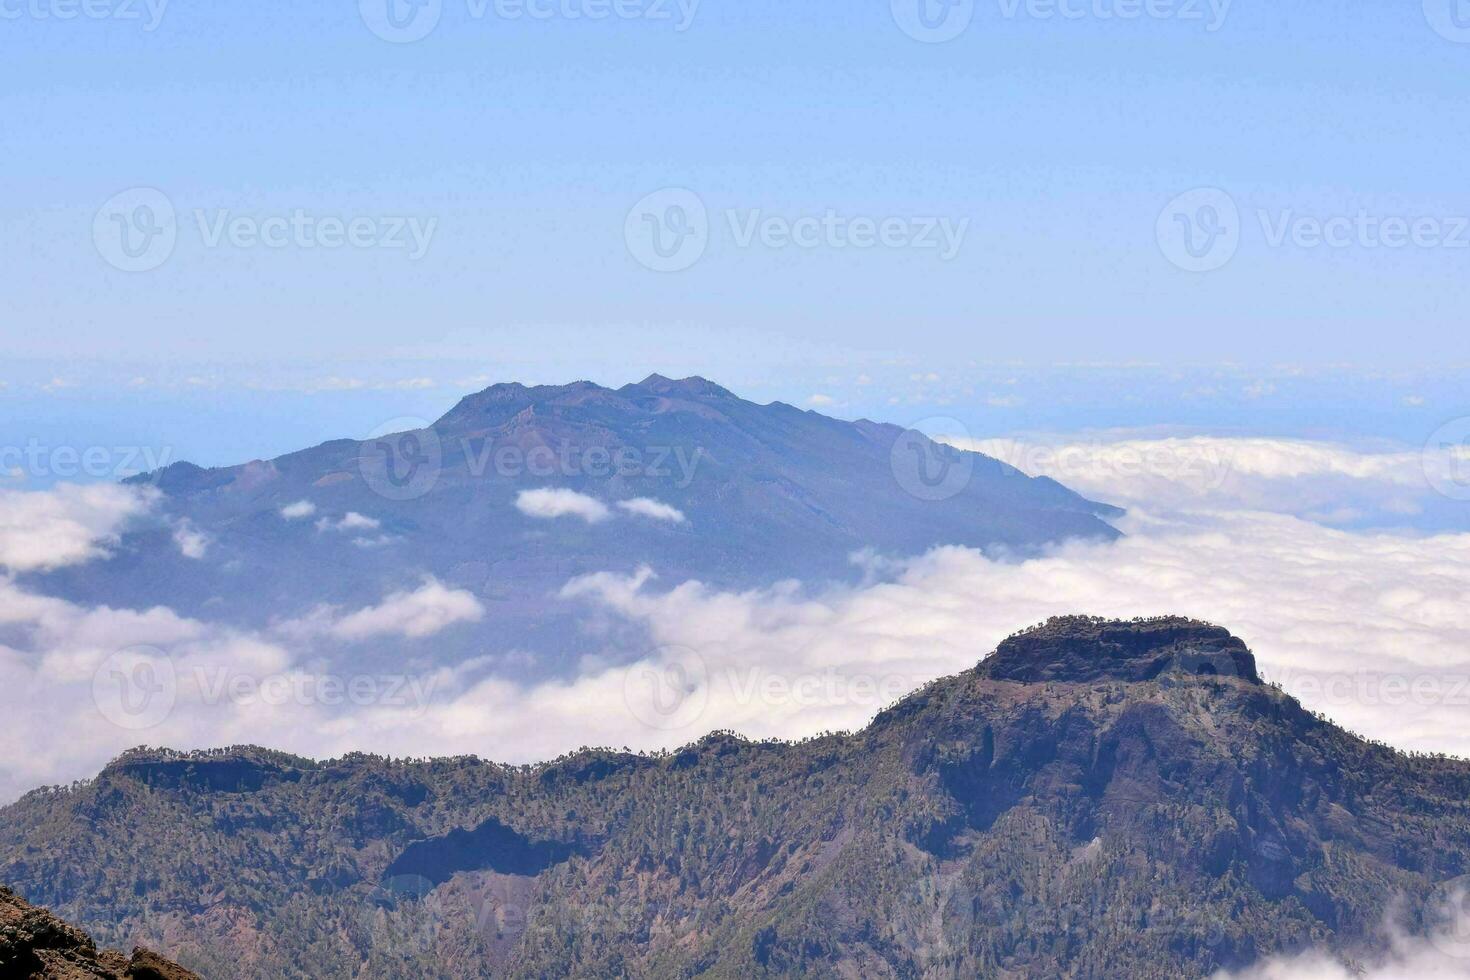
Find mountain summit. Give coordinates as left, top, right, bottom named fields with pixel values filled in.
left=978, top=615, right=1262, bottom=684
left=41, top=376, right=1120, bottom=674
left=5, top=618, right=1468, bottom=977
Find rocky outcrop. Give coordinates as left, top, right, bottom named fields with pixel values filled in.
left=0, top=887, right=199, bottom=979
left=977, top=614, right=1261, bottom=684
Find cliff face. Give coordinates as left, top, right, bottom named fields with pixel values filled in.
left=4, top=618, right=1470, bottom=978
left=0, top=887, right=198, bottom=980
left=976, top=614, right=1261, bottom=684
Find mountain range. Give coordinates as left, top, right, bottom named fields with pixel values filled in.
left=5, top=617, right=1467, bottom=978
left=26, top=375, right=1120, bottom=676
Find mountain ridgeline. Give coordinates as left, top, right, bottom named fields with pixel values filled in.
left=5, top=617, right=1470, bottom=978
left=26, top=376, right=1120, bottom=677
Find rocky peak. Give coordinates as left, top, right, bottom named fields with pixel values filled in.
left=976, top=615, right=1261, bottom=685
left=0, top=886, right=198, bottom=979
left=624, top=374, right=735, bottom=400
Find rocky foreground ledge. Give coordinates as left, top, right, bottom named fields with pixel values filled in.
left=0, top=887, right=198, bottom=979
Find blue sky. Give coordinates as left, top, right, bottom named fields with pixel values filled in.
left=3, top=0, right=1470, bottom=466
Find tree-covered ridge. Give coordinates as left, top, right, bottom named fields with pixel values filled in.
left=5, top=617, right=1470, bottom=978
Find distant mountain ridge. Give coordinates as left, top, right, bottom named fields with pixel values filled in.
left=34, top=375, right=1120, bottom=675
left=5, top=617, right=1469, bottom=978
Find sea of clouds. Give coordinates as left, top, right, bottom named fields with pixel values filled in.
left=1, top=433, right=1468, bottom=812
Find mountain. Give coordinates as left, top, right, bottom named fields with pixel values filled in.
left=4, top=617, right=1468, bottom=978
left=26, top=376, right=1120, bottom=676
left=0, top=886, right=198, bottom=979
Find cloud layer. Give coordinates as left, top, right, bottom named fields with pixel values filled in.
left=0, top=483, right=152, bottom=572
left=2, top=434, right=1469, bottom=825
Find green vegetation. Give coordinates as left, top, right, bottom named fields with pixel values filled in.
left=4, top=618, right=1470, bottom=978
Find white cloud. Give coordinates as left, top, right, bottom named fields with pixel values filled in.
left=350, top=534, right=399, bottom=549
left=172, top=521, right=209, bottom=559
left=515, top=488, right=610, bottom=524
left=807, top=394, right=835, bottom=407
left=952, top=434, right=1465, bottom=523
left=0, top=484, right=153, bottom=573
left=328, top=578, right=485, bottom=642
left=617, top=498, right=686, bottom=523
left=1216, top=900, right=1470, bottom=979
left=316, top=511, right=381, bottom=533
left=279, top=500, right=316, bottom=520
left=559, top=507, right=1470, bottom=758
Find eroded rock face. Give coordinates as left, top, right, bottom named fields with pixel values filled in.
left=977, top=615, right=1261, bottom=684
left=0, top=887, right=199, bottom=979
